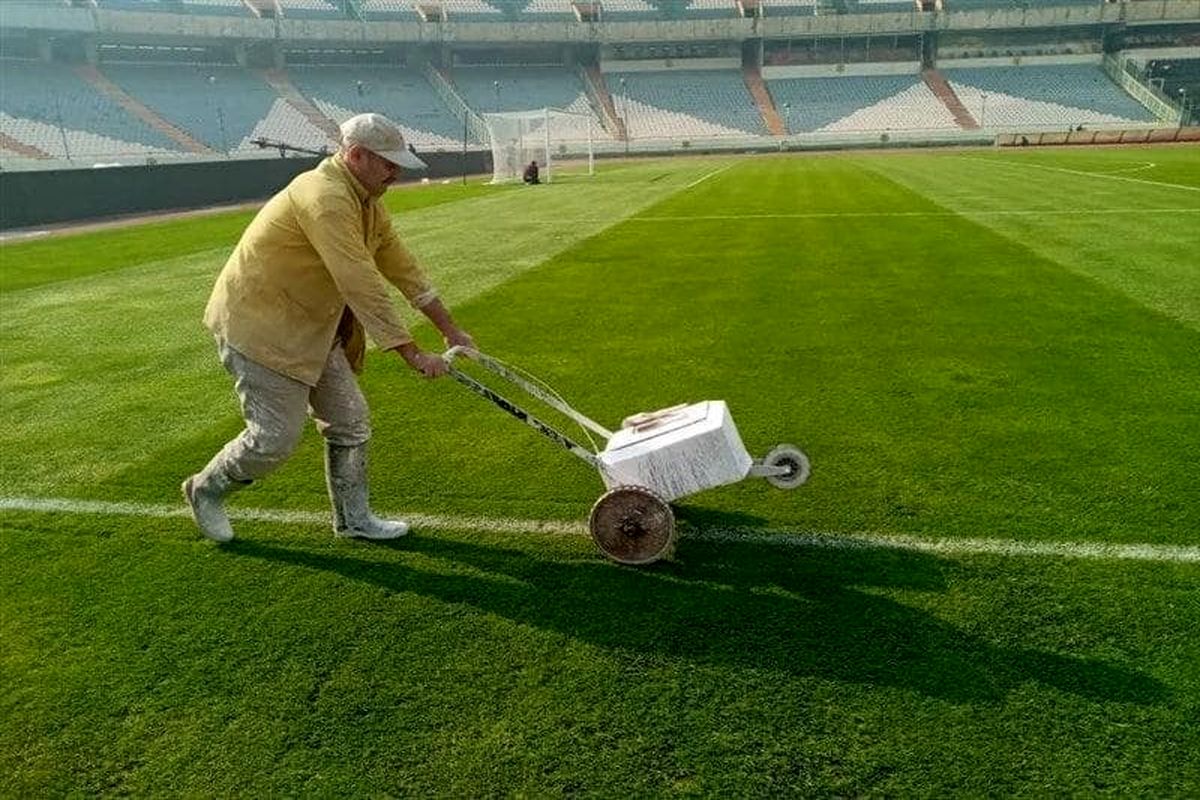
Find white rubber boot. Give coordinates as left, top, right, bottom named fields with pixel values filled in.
left=181, top=460, right=249, bottom=543
left=325, top=443, right=409, bottom=540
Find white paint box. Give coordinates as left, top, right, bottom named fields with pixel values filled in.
left=597, top=401, right=753, bottom=502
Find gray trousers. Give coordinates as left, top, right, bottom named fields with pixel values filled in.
left=207, top=339, right=370, bottom=482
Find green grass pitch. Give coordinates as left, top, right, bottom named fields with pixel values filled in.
left=2, top=146, right=1199, bottom=796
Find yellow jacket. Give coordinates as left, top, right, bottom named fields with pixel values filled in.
left=204, top=155, right=436, bottom=386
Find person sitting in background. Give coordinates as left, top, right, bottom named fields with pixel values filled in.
left=523, top=160, right=540, bottom=185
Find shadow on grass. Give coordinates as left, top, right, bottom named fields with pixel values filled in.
left=225, top=533, right=1166, bottom=707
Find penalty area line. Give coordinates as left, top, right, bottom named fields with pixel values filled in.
left=965, top=156, right=1200, bottom=193
left=685, top=163, right=735, bottom=190
left=2, top=495, right=1199, bottom=564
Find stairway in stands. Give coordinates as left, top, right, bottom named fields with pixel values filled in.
left=74, top=64, right=215, bottom=154
left=259, top=69, right=341, bottom=140
left=743, top=63, right=785, bottom=136
left=0, top=132, right=51, bottom=160
left=922, top=68, right=979, bottom=129
left=582, top=64, right=627, bottom=141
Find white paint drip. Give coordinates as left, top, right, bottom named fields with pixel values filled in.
left=2, top=495, right=1198, bottom=564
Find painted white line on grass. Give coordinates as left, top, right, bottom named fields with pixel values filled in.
left=0, top=230, right=50, bottom=243
left=965, top=156, right=1200, bottom=193
left=0, top=496, right=583, bottom=536
left=692, top=528, right=1200, bottom=563
left=1100, top=161, right=1157, bottom=175
left=3, top=495, right=1198, bottom=564
left=685, top=163, right=735, bottom=190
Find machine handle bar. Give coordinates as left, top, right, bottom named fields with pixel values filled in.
left=442, top=348, right=601, bottom=469
left=443, top=347, right=613, bottom=440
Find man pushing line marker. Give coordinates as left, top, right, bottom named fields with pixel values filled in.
left=183, top=113, right=476, bottom=544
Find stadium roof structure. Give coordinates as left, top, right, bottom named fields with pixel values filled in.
left=1, top=0, right=1197, bottom=48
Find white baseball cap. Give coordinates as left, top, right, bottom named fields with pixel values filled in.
left=339, top=112, right=427, bottom=170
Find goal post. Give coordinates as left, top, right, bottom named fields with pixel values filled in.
left=483, top=107, right=595, bottom=184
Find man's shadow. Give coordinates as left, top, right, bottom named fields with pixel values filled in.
left=226, top=530, right=1166, bottom=707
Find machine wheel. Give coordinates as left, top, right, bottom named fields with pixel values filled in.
left=588, top=485, right=675, bottom=565
left=763, top=444, right=811, bottom=489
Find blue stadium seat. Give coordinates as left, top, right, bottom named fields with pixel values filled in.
left=276, top=0, right=344, bottom=19
left=514, top=0, right=582, bottom=21
left=679, top=1, right=738, bottom=20
left=846, top=0, right=918, bottom=13
left=356, top=0, right=419, bottom=20
left=599, top=0, right=659, bottom=21
left=0, top=59, right=177, bottom=157
left=767, top=74, right=948, bottom=132
left=942, top=64, right=1156, bottom=126
left=453, top=66, right=592, bottom=116
left=610, top=69, right=766, bottom=137
left=288, top=65, right=464, bottom=146
left=100, top=64, right=279, bottom=152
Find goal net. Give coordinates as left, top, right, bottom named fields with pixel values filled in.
left=483, top=107, right=595, bottom=184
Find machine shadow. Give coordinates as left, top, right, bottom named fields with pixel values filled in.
left=226, top=533, right=1166, bottom=707
left=672, top=503, right=772, bottom=530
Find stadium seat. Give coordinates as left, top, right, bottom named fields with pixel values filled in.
left=179, top=0, right=254, bottom=15
left=609, top=70, right=767, bottom=139
left=767, top=74, right=958, bottom=132
left=356, top=0, right=419, bottom=20
left=0, top=59, right=178, bottom=159
left=599, top=0, right=658, bottom=21
left=942, top=64, right=1157, bottom=127
left=289, top=65, right=464, bottom=147
left=680, top=0, right=738, bottom=20
left=454, top=66, right=592, bottom=115
left=275, top=0, right=344, bottom=19
left=99, top=64, right=280, bottom=153
left=440, top=0, right=505, bottom=19
left=520, top=0, right=583, bottom=21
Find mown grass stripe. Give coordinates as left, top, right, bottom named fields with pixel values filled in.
left=4, top=495, right=1198, bottom=563
left=629, top=208, right=1200, bottom=220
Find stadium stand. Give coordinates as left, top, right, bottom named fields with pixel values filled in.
left=288, top=65, right=464, bottom=147
left=0, top=0, right=1191, bottom=167
left=848, top=0, right=919, bottom=12
left=453, top=66, right=592, bottom=115
left=99, top=63, right=279, bottom=152
left=760, top=0, right=819, bottom=15
left=440, top=0, right=506, bottom=19
left=610, top=69, right=767, bottom=138
left=768, top=73, right=958, bottom=133
left=356, top=0, right=419, bottom=20
left=179, top=0, right=254, bottom=15
left=521, top=0, right=583, bottom=21
left=599, top=0, right=658, bottom=21
left=0, top=59, right=179, bottom=158
left=452, top=66, right=609, bottom=141
left=276, top=0, right=345, bottom=19
left=92, top=0, right=171, bottom=10
left=681, top=0, right=740, bottom=19
left=242, top=98, right=338, bottom=153
left=942, top=64, right=1158, bottom=127
left=93, top=0, right=249, bottom=12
